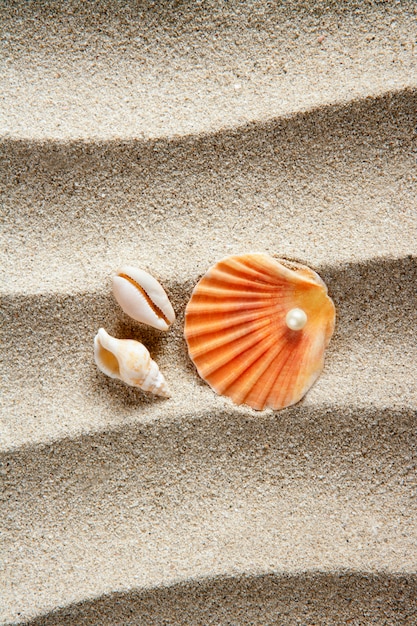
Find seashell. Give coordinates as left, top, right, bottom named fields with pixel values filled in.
left=94, top=328, right=169, bottom=397
left=184, top=254, right=335, bottom=411
left=112, top=266, right=175, bottom=331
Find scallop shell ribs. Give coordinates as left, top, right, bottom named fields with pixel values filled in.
left=184, top=254, right=335, bottom=410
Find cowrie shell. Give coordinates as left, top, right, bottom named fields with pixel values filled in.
left=112, top=266, right=175, bottom=331
left=94, top=328, right=170, bottom=397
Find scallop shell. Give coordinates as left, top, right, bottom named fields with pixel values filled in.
left=184, top=254, right=335, bottom=410
left=94, top=328, right=169, bottom=397
left=112, top=266, right=175, bottom=331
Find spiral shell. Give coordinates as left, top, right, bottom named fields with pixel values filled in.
left=184, top=254, right=335, bottom=410
left=94, top=328, right=169, bottom=397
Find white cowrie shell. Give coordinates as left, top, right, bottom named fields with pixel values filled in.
left=94, top=328, right=170, bottom=397
left=112, top=266, right=175, bottom=331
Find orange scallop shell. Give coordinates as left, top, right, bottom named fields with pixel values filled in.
left=184, top=254, right=335, bottom=410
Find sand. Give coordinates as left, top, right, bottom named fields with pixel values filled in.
left=1, top=1, right=416, bottom=624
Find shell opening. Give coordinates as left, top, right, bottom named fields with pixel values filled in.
left=100, top=347, right=120, bottom=377
left=285, top=308, right=307, bottom=331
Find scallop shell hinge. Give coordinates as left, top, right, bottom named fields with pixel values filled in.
left=112, top=266, right=175, bottom=331
left=184, top=253, right=335, bottom=411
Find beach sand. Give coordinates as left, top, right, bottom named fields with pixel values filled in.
left=1, top=1, right=416, bottom=623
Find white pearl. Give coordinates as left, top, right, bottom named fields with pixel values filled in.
left=285, top=308, right=307, bottom=331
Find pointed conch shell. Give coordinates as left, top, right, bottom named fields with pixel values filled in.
left=94, top=328, right=169, bottom=397
left=184, top=254, right=335, bottom=411
left=112, top=266, right=175, bottom=331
